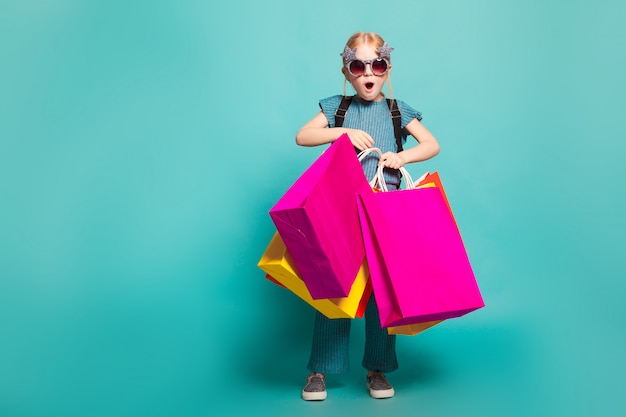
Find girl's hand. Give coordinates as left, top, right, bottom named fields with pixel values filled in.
left=379, top=152, right=405, bottom=169
left=346, top=129, right=375, bottom=151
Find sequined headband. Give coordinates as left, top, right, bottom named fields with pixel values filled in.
left=340, top=42, right=394, bottom=61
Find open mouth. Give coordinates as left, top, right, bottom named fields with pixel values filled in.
left=365, top=82, right=374, bottom=90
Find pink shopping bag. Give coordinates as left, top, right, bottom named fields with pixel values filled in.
left=357, top=179, right=484, bottom=328
left=269, top=134, right=371, bottom=299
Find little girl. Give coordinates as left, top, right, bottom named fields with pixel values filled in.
left=295, top=32, right=440, bottom=401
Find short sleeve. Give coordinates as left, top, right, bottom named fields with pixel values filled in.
left=396, top=99, right=423, bottom=128
left=318, top=95, right=343, bottom=127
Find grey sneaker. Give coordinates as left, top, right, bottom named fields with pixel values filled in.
left=302, top=372, right=327, bottom=401
left=367, top=371, right=395, bottom=399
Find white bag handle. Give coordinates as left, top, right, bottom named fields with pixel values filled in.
left=357, top=147, right=385, bottom=189
left=375, top=165, right=415, bottom=191
left=357, top=148, right=428, bottom=191
left=357, top=147, right=383, bottom=162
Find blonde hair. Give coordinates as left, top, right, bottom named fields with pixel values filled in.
left=342, top=32, right=395, bottom=101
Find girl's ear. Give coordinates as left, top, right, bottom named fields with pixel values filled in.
left=341, top=67, right=349, bottom=80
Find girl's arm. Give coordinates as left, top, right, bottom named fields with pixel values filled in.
left=380, top=118, right=440, bottom=169
left=295, top=111, right=375, bottom=151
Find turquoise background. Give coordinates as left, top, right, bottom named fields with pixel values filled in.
left=1, top=1, right=625, bottom=416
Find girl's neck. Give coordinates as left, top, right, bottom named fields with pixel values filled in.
left=355, top=93, right=385, bottom=102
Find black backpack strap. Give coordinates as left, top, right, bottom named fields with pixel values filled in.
left=386, top=98, right=403, bottom=152
left=334, top=95, right=352, bottom=128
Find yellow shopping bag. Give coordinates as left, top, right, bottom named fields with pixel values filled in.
left=258, top=231, right=371, bottom=319
left=387, top=320, right=442, bottom=335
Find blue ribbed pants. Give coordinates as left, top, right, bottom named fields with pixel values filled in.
left=306, top=294, right=398, bottom=374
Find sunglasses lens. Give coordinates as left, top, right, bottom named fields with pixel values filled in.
left=372, top=59, right=388, bottom=75
left=348, top=60, right=365, bottom=76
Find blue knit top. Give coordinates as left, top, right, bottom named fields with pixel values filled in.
left=319, top=95, right=422, bottom=188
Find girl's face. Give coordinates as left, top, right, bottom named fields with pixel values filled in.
left=343, top=42, right=390, bottom=102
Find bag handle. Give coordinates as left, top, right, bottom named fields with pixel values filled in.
left=382, top=165, right=414, bottom=191
left=357, top=147, right=385, bottom=189
left=357, top=147, right=418, bottom=191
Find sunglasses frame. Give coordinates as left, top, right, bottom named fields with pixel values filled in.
left=345, top=57, right=390, bottom=77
